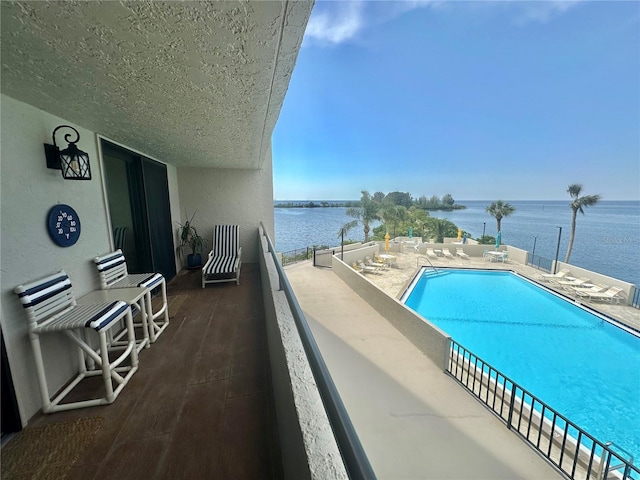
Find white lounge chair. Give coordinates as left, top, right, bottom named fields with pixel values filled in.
left=568, top=284, right=607, bottom=296
left=539, top=269, right=571, bottom=282
left=426, top=248, right=439, bottom=259
left=456, top=248, right=470, bottom=260
left=360, top=261, right=382, bottom=274
left=554, top=277, right=590, bottom=287
left=575, top=286, right=626, bottom=304
left=366, top=256, right=386, bottom=268
left=202, top=225, right=242, bottom=287
left=442, top=248, right=455, bottom=259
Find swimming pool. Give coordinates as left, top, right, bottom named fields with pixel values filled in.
left=402, top=268, right=640, bottom=465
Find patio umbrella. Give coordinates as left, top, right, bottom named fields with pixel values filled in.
left=385, top=232, right=390, bottom=251
left=408, top=226, right=413, bottom=238
left=457, top=228, right=462, bottom=241
left=462, top=233, right=467, bottom=244
left=495, top=231, right=501, bottom=249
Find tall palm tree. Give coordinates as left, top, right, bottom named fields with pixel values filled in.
left=340, top=190, right=380, bottom=242
left=380, top=203, right=407, bottom=237
left=564, top=184, right=601, bottom=263
left=486, top=200, right=515, bottom=233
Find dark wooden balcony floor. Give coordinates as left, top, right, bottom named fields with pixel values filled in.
left=18, top=264, right=282, bottom=480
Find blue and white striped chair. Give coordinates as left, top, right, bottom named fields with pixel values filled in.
left=14, top=271, right=138, bottom=413
left=202, top=225, right=242, bottom=287
left=93, top=249, right=169, bottom=343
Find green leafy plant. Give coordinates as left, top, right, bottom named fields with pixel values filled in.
left=176, top=210, right=207, bottom=258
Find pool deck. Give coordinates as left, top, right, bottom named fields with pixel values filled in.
left=285, top=252, right=639, bottom=479
left=362, top=251, right=640, bottom=332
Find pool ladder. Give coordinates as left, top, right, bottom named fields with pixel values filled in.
left=597, top=441, right=634, bottom=479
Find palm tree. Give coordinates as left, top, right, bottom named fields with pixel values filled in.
left=564, top=184, right=601, bottom=263
left=486, top=200, right=515, bottom=233
left=340, top=190, right=380, bottom=242
left=424, top=218, right=457, bottom=243
left=380, top=203, right=407, bottom=237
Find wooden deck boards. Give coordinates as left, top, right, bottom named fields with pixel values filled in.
left=19, top=264, right=282, bottom=480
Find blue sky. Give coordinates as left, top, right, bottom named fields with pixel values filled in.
left=272, top=0, right=639, bottom=201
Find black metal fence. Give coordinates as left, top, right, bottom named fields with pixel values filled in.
left=448, top=340, right=639, bottom=480
left=279, top=247, right=312, bottom=267
left=527, top=253, right=553, bottom=272
left=631, top=288, right=640, bottom=309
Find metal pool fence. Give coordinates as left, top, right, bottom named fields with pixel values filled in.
left=279, top=247, right=312, bottom=267
left=527, top=253, right=553, bottom=272
left=447, top=340, right=638, bottom=480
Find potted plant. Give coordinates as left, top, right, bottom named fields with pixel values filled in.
left=176, top=210, right=207, bottom=268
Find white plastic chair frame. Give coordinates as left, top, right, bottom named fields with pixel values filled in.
left=94, top=250, right=169, bottom=343
left=14, top=271, right=138, bottom=413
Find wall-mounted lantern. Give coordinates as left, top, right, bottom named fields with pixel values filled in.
left=44, top=125, right=91, bottom=180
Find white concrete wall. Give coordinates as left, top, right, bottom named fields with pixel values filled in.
left=0, top=95, right=183, bottom=424
left=176, top=146, right=275, bottom=265
left=332, top=256, right=452, bottom=370
left=554, top=261, right=635, bottom=304
left=1, top=95, right=114, bottom=423
left=258, top=227, right=348, bottom=480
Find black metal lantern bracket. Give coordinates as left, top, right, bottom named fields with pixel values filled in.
left=44, top=125, right=92, bottom=180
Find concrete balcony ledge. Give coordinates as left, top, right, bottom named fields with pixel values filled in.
left=258, top=232, right=349, bottom=480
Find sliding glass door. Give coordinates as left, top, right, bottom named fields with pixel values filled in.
left=101, top=140, right=176, bottom=282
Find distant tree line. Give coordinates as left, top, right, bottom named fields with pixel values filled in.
left=274, top=200, right=358, bottom=208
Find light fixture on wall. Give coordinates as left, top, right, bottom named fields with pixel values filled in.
left=44, top=125, right=92, bottom=180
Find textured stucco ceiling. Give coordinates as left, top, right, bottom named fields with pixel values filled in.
left=1, top=1, right=312, bottom=169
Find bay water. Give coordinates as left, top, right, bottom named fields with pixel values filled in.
left=274, top=200, right=640, bottom=286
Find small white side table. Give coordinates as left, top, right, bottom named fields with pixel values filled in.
left=77, top=287, right=150, bottom=354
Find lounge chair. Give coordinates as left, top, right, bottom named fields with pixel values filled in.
left=358, top=260, right=381, bottom=274
left=442, top=248, right=455, bottom=259
left=14, top=271, right=138, bottom=413
left=539, top=269, right=571, bottom=282
left=568, top=284, right=607, bottom=296
left=366, top=256, right=386, bottom=268
left=575, top=286, right=626, bottom=304
left=94, top=249, right=169, bottom=343
left=455, top=248, right=470, bottom=260
left=554, top=277, right=590, bottom=287
left=426, top=248, right=438, bottom=259
left=202, top=225, right=242, bottom=287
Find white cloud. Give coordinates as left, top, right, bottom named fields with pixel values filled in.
left=304, top=2, right=366, bottom=45
left=510, top=0, right=582, bottom=25
left=303, top=0, right=439, bottom=46
left=302, top=0, right=582, bottom=47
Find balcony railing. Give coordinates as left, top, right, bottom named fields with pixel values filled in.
left=261, top=223, right=376, bottom=480
left=447, top=340, right=639, bottom=480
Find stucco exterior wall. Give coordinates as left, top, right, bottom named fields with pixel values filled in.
left=1, top=95, right=115, bottom=423
left=0, top=94, right=182, bottom=424
left=176, top=148, right=275, bottom=264
left=258, top=228, right=348, bottom=480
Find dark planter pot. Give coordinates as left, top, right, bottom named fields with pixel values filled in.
left=187, top=253, right=202, bottom=268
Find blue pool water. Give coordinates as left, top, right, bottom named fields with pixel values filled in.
left=403, top=269, right=640, bottom=463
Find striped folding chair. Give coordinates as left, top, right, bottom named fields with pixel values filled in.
left=93, top=249, right=169, bottom=343
left=14, top=271, right=138, bottom=413
left=202, top=225, right=242, bottom=287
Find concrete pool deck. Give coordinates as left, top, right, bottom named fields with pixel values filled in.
left=360, top=250, right=640, bottom=332
left=286, top=259, right=564, bottom=479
